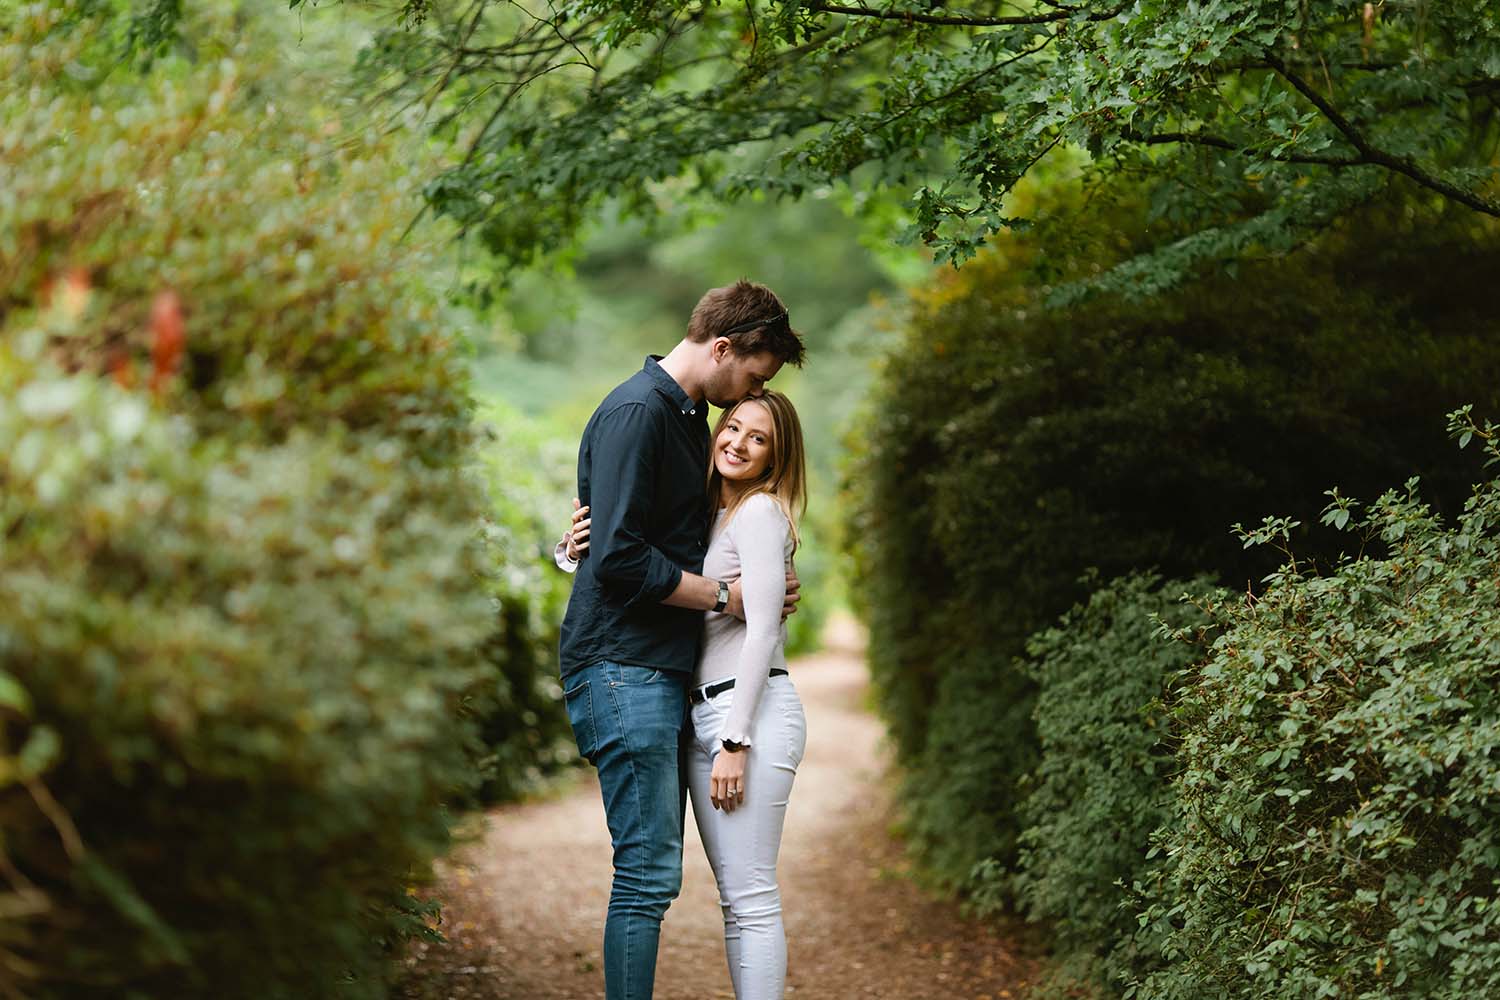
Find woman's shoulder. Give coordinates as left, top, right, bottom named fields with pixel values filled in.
left=729, top=494, right=793, bottom=553
left=736, top=492, right=791, bottom=527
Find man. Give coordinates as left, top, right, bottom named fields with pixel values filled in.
left=559, top=280, right=806, bottom=1000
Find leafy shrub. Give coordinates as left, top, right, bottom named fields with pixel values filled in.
left=1135, top=414, right=1500, bottom=999
left=1007, top=572, right=1219, bottom=996
left=471, top=401, right=580, bottom=803
left=0, top=355, right=493, bottom=998
left=0, top=6, right=546, bottom=995
left=3, top=5, right=469, bottom=461
left=846, top=194, right=1500, bottom=897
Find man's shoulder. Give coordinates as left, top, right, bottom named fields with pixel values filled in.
left=596, top=367, right=656, bottom=410
left=584, top=371, right=666, bottom=438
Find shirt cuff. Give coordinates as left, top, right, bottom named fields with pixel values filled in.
left=716, top=723, right=753, bottom=749
left=620, top=562, right=682, bottom=609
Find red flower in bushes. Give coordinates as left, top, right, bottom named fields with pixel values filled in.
left=150, top=290, right=185, bottom=395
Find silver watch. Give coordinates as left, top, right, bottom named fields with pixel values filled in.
left=713, top=579, right=729, bottom=613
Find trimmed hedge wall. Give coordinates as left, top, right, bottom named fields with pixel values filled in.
left=1007, top=572, right=1221, bottom=996
left=846, top=201, right=1500, bottom=899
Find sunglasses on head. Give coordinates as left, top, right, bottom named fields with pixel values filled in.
left=718, top=311, right=789, bottom=337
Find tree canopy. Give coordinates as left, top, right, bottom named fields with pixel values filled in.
left=352, top=0, right=1500, bottom=291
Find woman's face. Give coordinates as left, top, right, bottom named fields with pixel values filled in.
left=714, top=399, right=774, bottom=485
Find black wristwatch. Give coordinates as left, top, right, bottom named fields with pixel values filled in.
left=712, top=579, right=730, bottom=613
left=721, top=738, right=746, bottom=753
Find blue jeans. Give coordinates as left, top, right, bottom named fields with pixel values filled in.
left=564, top=661, right=689, bottom=1000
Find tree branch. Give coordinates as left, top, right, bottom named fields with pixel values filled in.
left=1264, top=51, right=1500, bottom=218
left=801, top=0, right=1125, bottom=29
left=1127, top=129, right=1364, bottom=166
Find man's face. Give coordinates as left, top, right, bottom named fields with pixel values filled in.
left=704, top=345, right=783, bottom=408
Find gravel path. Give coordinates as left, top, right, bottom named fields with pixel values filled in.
left=395, top=618, right=1037, bottom=999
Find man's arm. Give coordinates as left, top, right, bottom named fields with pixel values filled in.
left=587, top=402, right=686, bottom=608
left=663, top=572, right=744, bottom=618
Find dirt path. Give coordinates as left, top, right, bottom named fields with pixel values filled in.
left=395, top=618, right=1037, bottom=1000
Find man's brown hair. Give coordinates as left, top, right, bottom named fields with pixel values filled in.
left=686, top=280, right=805, bottom=366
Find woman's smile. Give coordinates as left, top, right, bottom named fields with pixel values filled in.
left=713, top=399, right=774, bottom=484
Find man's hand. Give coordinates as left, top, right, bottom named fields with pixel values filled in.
left=726, top=578, right=745, bottom=621
left=782, top=562, right=801, bottom=622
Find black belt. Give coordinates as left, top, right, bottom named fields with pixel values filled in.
left=690, top=668, right=788, bottom=705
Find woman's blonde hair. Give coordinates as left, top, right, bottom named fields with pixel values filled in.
left=706, top=390, right=807, bottom=549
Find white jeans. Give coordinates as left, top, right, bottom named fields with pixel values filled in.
left=688, top=675, right=807, bottom=1000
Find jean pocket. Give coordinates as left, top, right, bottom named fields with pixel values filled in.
left=612, top=665, right=666, bottom=686
left=563, top=678, right=597, bottom=762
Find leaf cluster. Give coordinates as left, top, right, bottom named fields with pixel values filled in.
left=1134, top=420, right=1500, bottom=998
left=364, top=0, right=1500, bottom=287
left=1004, top=572, right=1221, bottom=996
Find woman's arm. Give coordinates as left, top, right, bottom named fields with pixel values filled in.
left=715, top=495, right=792, bottom=748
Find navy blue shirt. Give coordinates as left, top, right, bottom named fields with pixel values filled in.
left=559, top=357, right=711, bottom=678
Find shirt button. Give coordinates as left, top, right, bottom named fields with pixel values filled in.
left=689, top=409, right=696, bottom=415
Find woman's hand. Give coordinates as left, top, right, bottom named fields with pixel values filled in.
left=710, top=746, right=747, bottom=812
left=564, top=498, right=591, bottom=561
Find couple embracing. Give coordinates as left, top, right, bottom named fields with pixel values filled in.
left=553, top=280, right=810, bottom=1000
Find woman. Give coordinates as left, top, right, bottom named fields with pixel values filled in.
left=560, top=389, right=809, bottom=1000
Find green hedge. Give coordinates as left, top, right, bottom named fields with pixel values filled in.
left=0, top=6, right=551, bottom=995
left=846, top=200, right=1500, bottom=897
left=1006, top=573, right=1220, bottom=996
left=1135, top=416, right=1500, bottom=998
left=0, top=377, right=491, bottom=997
left=471, top=401, right=579, bottom=804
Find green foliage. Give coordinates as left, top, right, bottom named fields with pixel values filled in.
left=363, top=0, right=1499, bottom=290
left=1136, top=417, right=1500, bottom=999
left=1007, top=573, right=1220, bottom=997
left=0, top=363, right=491, bottom=998
left=5, top=6, right=469, bottom=461
left=0, top=5, right=551, bottom=995
left=845, top=196, right=1500, bottom=899
left=470, top=401, right=579, bottom=802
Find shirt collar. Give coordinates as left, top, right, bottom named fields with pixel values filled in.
left=644, top=355, right=701, bottom=417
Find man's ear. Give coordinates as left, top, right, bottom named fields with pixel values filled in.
left=710, top=337, right=733, bottom=362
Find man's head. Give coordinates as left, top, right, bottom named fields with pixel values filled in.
left=687, top=280, right=805, bottom=408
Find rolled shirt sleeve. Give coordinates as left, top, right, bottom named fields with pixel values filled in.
left=586, top=401, right=685, bottom=608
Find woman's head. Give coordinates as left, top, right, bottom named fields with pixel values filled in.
left=707, top=390, right=807, bottom=542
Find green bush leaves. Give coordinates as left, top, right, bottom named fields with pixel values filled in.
left=1136, top=421, right=1500, bottom=998
left=0, top=5, right=556, bottom=995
